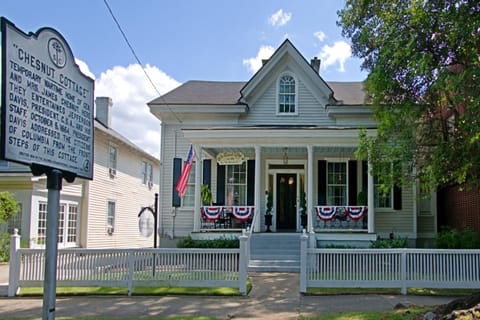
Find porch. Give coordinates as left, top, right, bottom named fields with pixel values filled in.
left=191, top=144, right=376, bottom=234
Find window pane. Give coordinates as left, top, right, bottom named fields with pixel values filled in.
left=183, top=165, right=196, bottom=207
left=226, top=162, right=247, bottom=205
left=107, top=201, right=115, bottom=228
left=67, top=205, right=78, bottom=243
left=37, top=202, right=47, bottom=245
left=58, top=204, right=65, bottom=243
left=278, top=75, right=296, bottom=114
left=327, top=162, right=347, bottom=206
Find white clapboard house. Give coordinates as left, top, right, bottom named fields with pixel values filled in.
left=0, top=97, right=160, bottom=249
left=148, top=39, right=437, bottom=248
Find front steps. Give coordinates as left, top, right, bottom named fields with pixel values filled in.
left=248, top=233, right=301, bottom=273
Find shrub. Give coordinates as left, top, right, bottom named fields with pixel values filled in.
left=176, top=235, right=239, bottom=248
left=370, top=236, right=408, bottom=248
left=0, top=233, right=10, bottom=262
left=436, top=227, right=480, bottom=249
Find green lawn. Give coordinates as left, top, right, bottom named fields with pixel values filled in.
left=299, top=306, right=431, bottom=320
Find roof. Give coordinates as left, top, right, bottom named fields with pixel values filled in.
left=328, top=82, right=367, bottom=105
left=150, top=80, right=367, bottom=106
left=94, top=121, right=159, bottom=162
left=149, top=80, right=245, bottom=105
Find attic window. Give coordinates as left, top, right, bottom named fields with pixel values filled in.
left=277, top=74, right=297, bottom=115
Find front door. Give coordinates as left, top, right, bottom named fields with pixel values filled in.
left=276, top=173, right=297, bottom=231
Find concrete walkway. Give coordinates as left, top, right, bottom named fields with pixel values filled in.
left=0, top=264, right=458, bottom=319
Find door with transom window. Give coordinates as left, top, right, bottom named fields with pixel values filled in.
left=276, top=173, right=297, bottom=231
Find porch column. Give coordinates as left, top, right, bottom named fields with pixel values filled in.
left=254, top=145, right=261, bottom=232
left=193, top=145, right=202, bottom=232
left=307, top=145, right=314, bottom=232
left=367, top=160, right=375, bottom=233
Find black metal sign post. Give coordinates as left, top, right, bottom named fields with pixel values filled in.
left=31, top=165, right=76, bottom=320
left=138, top=193, right=159, bottom=276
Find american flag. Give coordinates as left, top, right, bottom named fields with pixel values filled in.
left=176, top=145, right=195, bottom=198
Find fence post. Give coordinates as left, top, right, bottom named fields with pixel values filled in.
left=127, top=251, right=134, bottom=296
left=401, top=249, right=407, bottom=295
left=239, top=230, right=248, bottom=295
left=300, top=229, right=308, bottom=293
left=8, top=229, right=21, bottom=297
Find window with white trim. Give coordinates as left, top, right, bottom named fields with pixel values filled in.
left=226, top=162, right=247, bottom=206
left=327, top=162, right=347, bottom=206
left=107, top=201, right=116, bottom=234
left=37, top=202, right=78, bottom=246
left=374, top=163, right=393, bottom=209
left=109, top=145, right=117, bottom=176
left=142, top=161, right=153, bottom=185
left=37, top=202, right=47, bottom=245
left=182, top=165, right=196, bottom=207
left=278, top=74, right=297, bottom=114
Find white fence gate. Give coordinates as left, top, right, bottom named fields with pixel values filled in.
left=299, top=234, right=480, bottom=294
left=8, top=231, right=249, bottom=296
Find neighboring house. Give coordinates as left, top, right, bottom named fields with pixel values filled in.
left=149, top=39, right=437, bottom=247
left=0, top=97, right=160, bottom=249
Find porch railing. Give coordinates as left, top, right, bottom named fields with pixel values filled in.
left=300, top=235, right=480, bottom=294
left=313, top=206, right=367, bottom=231
left=200, top=206, right=255, bottom=231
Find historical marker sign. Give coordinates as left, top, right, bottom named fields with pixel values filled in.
left=1, top=18, right=94, bottom=179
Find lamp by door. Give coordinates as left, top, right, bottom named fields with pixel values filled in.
left=283, top=148, right=288, bottom=164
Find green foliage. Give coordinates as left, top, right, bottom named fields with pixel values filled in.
left=0, top=233, right=10, bottom=262
left=0, top=191, right=20, bottom=224
left=436, top=227, right=480, bottom=249
left=370, top=236, right=408, bottom=249
left=339, top=1, right=480, bottom=191
left=300, top=190, right=307, bottom=215
left=176, top=235, right=239, bottom=248
left=265, top=190, right=273, bottom=215
left=200, top=185, right=212, bottom=205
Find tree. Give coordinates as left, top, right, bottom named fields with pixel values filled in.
left=338, top=0, right=480, bottom=191
left=0, top=191, right=20, bottom=224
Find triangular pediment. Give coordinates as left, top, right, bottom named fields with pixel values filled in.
left=240, top=39, right=335, bottom=106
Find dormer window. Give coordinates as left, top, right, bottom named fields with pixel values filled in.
left=277, top=73, right=297, bottom=115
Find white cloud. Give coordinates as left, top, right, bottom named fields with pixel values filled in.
left=269, top=9, right=292, bottom=27
left=242, top=45, right=275, bottom=74
left=95, top=64, right=181, bottom=158
left=314, top=31, right=326, bottom=42
left=318, top=41, right=352, bottom=72
left=75, top=58, right=96, bottom=80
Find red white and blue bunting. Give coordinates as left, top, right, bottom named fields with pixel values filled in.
left=315, top=207, right=336, bottom=221
left=231, top=206, right=254, bottom=222
left=315, top=206, right=368, bottom=221
left=345, top=206, right=367, bottom=220
left=202, top=206, right=222, bottom=221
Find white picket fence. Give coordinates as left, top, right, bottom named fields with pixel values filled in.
left=299, top=234, right=480, bottom=294
left=8, top=231, right=249, bottom=296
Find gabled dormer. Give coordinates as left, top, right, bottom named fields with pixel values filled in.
left=240, top=39, right=336, bottom=109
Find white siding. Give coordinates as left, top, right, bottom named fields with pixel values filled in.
left=84, top=130, right=160, bottom=248
left=240, top=80, right=335, bottom=127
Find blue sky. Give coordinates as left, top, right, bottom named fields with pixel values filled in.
left=1, top=0, right=367, bottom=158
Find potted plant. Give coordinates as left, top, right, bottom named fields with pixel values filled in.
left=265, top=190, right=273, bottom=232
left=357, top=190, right=367, bottom=206
left=201, top=184, right=212, bottom=206
left=300, top=190, right=307, bottom=229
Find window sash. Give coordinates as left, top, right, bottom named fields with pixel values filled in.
left=107, top=201, right=116, bottom=228
left=225, top=163, right=247, bottom=206
left=326, top=162, right=347, bottom=206
left=109, top=146, right=117, bottom=170
left=278, top=75, right=296, bottom=114
left=182, top=165, right=196, bottom=207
